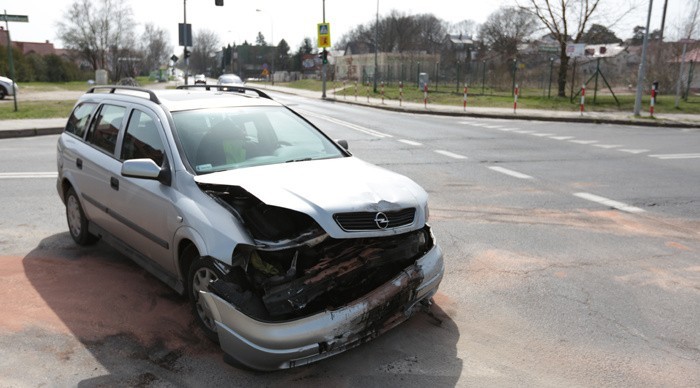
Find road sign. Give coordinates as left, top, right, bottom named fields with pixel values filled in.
left=178, top=23, right=192, bottom=46
left=317, top=23, right=331, bottom=48
left=0, top=14, right=28, bottom=22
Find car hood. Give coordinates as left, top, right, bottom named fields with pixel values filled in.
left=193, top=156, right=427, bottom=226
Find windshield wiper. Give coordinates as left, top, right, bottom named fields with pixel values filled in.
left=285, top=158, right=312, bottom=163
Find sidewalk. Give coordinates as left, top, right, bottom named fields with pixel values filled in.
left=1, top=84, right=697, bottom=139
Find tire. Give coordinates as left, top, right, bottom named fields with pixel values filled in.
left=0, top=87, right=6, bottom=100
left=65, top=187, right=98, bottom=245
left=188, top=256, right=224, bottom=343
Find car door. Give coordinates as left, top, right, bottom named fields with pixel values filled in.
left=78, top=103, right=129, bottom=235
left=109, top=107, right=180, bottom=275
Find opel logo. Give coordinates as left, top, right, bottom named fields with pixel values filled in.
left=374, top=212, right=390, bottom=229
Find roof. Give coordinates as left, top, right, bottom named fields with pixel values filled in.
left=155, top=89, right=280, bottom=112
left=447, top=34, right=473, bottom=45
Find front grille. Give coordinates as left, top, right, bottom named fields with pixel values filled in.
left=334, top=208, right=416, bottom=231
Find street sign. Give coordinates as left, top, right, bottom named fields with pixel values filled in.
left=178, top=23, right=192, bottom=46
left=566, top=43, right=585, bottom=58
left=0, top=14, right=28, bottom=22
left=317, top=23, right=331, bottom=48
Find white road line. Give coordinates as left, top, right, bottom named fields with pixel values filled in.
left=573, top=192, right=645, bottom=213
left=649, top=153, right=700, bottom=159
left=0, top=172, right=58, bottom=179
left=594, top=144, right=623, bottom=149
left=398, top=139, right=422, bottom=146
left=570, top=140, right=598, bottom=144
left=488, top=166, right=534, bottom=179
left=531, top=133, right=555, bottom=137
left=513, top=130, right=536, bottom=134
left=434, top=150, right=467, bottom=159
left=496, top=128, right=517, bottom=131
left=483, top=125, right=503, bottom=129
left=619, top=149, right=649, bottom=154
left=299, top=110, right=392, bottom=138
left=550, top=136, right=574, bottom=140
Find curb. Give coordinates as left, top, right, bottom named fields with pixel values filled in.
left=0, top=127, right=64, bottom=139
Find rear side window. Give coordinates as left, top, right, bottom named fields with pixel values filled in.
left=87, top=104, right=126, bottom=155
left=121, top=109, right=165, bottom=166
left=65, top=102, right=97, bottom=138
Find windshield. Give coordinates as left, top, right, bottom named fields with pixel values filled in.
left=172, top=106, right=345, bottom=174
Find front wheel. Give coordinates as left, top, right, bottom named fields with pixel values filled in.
left=188, top=256, right=223, bottom=343
left=65, top=187, right=98, bottom=245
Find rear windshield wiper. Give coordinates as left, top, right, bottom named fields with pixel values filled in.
left=285, top=158, right=312, bottom=163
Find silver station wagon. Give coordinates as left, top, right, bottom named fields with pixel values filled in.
left=56, top=85, right=444, bottom=370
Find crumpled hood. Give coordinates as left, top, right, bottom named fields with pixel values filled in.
left=194, top=156, right=427, bottom=221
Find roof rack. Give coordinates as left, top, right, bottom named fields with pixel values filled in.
left=176, top=84, right=272, bottom=100
left=87, top=85, right=161, bottom=104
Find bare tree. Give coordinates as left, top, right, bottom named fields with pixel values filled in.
left=679, top=0, right=700, bottom=39
left=56, top=0, right=135, bottom=77
left=478, top=7, right=538, bottom=60
left=521, top=0, right=603, bottom=97
left=190, top=29, right=220, bottom=74
left=141, top=24, right=172, bottom=74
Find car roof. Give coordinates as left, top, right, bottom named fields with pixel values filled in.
left=80, top=86, right=281, bottom=112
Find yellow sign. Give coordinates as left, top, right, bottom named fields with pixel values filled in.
left=317, top=23, right=331, bottom=48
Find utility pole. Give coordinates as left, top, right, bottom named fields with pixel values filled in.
left=373, top=0, right=379, bottom=93
left=184, top=0, right=189, bottom=85
left=633, top=0, right=653, bottom=117
left=321, top=0, right=326, bottom=99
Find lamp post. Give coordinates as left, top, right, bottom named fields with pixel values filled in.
left=256, top=8, right=274, bottom=85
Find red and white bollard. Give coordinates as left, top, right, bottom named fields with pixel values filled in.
left=381, top=81, right=385, bottom=104
left=580, top=85, right=586, bottom=115
left=513, top=84, right=519, bottom=114
left=463, top=84, right=468, bottom=111
left=399, top=81, right=403, bottom=107
left=650, top=84, right=657, bottom=117
left=423, top=83, right=428, bottom=108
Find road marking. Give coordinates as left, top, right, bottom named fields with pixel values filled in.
left=619, top=149, right=649, bottom=154
left=434, top=150, right=467, bottom=159
left=649, top=153, right=700, bottom=159
left=398, top=139, right=422, bottom=146
left=0, top=172, right=58, bottom=179
left=488, top=166, right=533, bottom=179
left=512, top=130, right=536, bottom=134
left=483, top=125, right=503, bottom=129
left=496, top=128, right=517, bottom=131
left=573, top=192, right=645, bottom=213
left=550, top=136, right=574, bottom=140
left=594, top=144, right=623, bottom=149
left=570, top=140, right=598, bottom=144
left=531, top=133, right=555, bottom=137
left=299, top=110, right=392, bottom=138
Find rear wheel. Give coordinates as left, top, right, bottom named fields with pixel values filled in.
left=0, top=87, right=6, bottom=100
left=65, top=187, right=98, bottom=245
left=188, top=255, right=223, bottom=343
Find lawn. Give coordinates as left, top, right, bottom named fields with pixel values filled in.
left=0, top=100, right=75, bottom=120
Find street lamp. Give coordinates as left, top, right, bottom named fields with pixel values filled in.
left=256, top=9, right=274, bottom=85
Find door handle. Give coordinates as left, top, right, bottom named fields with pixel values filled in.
left=76, top=158, right=83, bottom=169
left=110, top=177, right=119, bottom=191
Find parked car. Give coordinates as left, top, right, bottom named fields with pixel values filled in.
left=217, top=73, right=244, bottom=86
left=0, top=76, right=17, bottom=99
left=194, top=74, right=207, bottom=84
left=56, top=85, right=444, bottom=370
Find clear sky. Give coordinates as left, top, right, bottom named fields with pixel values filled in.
left=0, top=0, right=690, bottom=52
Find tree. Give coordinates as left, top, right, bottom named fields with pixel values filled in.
left=582, top=23, right=622, bottom=44
left=478, top=6, right=538, bottom=59
left=56, top=0, right=135, bottom=77
left=522, top=0, right=605, bottom=97
left=276, top=39, right=291, bottom=71
left=679, top=0, right=700, bottom=39
left=141, top=23, right=172, bottom=74
left=256, top=32, right=267, bottom=46
left=189, top=29, right=219, bottom=75
left=291, top=38, right=314, bottom=72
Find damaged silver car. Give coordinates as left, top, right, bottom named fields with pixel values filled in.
left=56, top=85, right=444, bottom=370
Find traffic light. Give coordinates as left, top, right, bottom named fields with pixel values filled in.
left=184, top=49, right=191, bottom=59
left=320, top=49, right=328, bottom=65
left=215, top=0, right=224, bottom=5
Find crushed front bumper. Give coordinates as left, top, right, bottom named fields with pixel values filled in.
left=200, top=244, right=444, bottom=370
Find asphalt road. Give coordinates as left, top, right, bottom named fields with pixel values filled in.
left=0, top=94, right=698, bottom=386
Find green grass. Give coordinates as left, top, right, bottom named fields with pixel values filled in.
left=0, top=100, right=74, bottom=120
left=298, top=80, right=700, bottom=114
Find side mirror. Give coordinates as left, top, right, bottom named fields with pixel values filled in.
left=336, top=139, right=349, bottom=150
left=122, top=158, right=171, bottom=186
